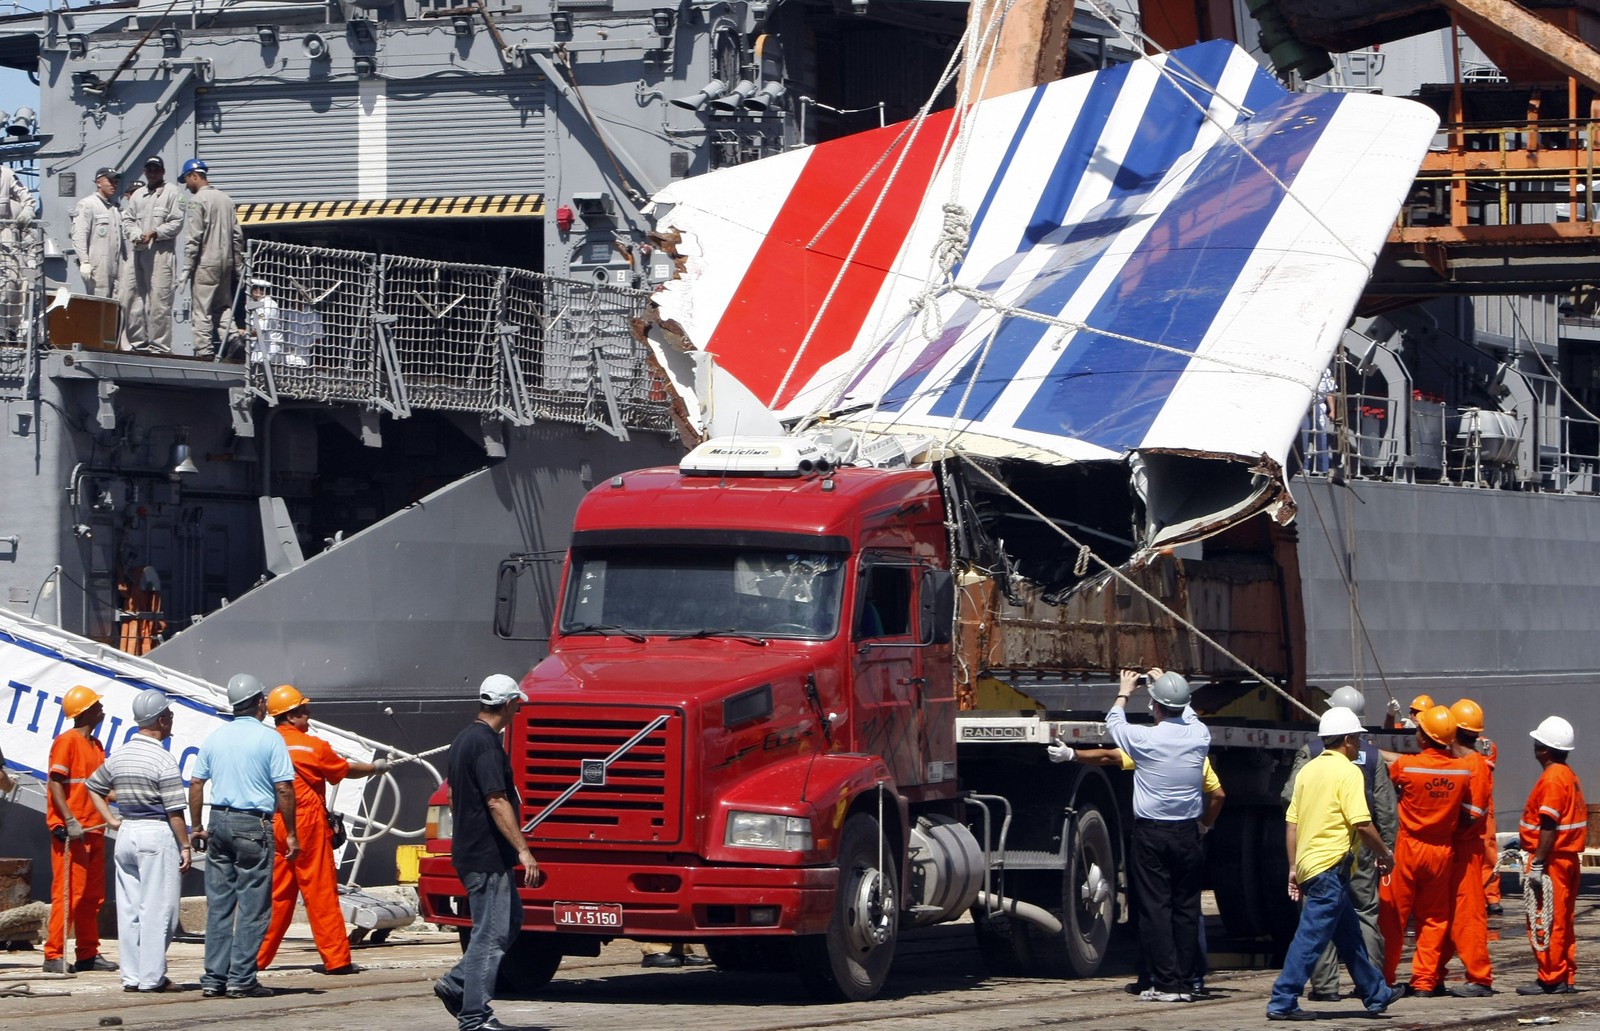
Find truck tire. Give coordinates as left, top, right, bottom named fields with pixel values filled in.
left=1059, top=802, right=1115, bottom=977
left=1008, top=801, right=1115, bottom=979
left=703, top=936, right=793, bottom=972
left=457, top=927, right=564, bottom=996
left=796, top=814, right=898, bottom=1001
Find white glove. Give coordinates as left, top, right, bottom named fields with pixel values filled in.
left=65, top=815, right=84, bottom=840
left=1046, top=741, right=1077, bottom=763
left=1198, top=822, right=1211, bottom=838
left=1386, top=698, right=1402, bottom=716
left=1528, top=861, right=1545, bottom=879
left=79, top=262, right=93, bottom=279
left=373, top=758, right=392, bottom=773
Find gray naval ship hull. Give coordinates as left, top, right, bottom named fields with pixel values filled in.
left=1297, top=473, right=1600, bottom=810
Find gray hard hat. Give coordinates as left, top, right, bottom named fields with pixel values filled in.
left=1148, top=671, right=1191, bottom=708
left=132, top=688, right=172, bottom=727
left=226, top=673, right=265, bottom=711
left=1328, top=685, right=1365, bottom=717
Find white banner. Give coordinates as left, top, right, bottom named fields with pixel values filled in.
left=1, top=611, right=376, bottom=827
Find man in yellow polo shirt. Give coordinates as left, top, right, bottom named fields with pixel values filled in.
left=1268, top=707, right=1398, bottom=1021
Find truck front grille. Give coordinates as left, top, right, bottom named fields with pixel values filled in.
left=519, top=704, right=684, bottom=846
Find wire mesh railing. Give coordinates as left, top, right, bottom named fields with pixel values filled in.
left=241, top=240, right=671, bottom=435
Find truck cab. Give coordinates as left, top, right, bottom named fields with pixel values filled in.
left=419, top=436, right=971, bottom=1000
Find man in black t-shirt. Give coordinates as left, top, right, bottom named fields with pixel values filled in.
left=434, top=674, right=540, bottom=1031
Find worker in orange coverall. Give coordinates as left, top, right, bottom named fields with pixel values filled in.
left=1439, top=698, right=1494, bottom=996
left=1379, top=705, right=1474, bottom=995
left=1515, top=715, right=1587, bottom=996
left=44, top=685, right=116, bottom=974
left=256, top=685, right=390, bottom=974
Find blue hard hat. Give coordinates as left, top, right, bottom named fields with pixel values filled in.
left=180, top=158, right=208, bottom=178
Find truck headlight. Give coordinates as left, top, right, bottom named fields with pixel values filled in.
left=426, top=803, right=453, bottom=840
left=726, top=811, right=813, bottom=851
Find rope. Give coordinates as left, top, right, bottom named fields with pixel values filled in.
left=1523, top=857, right=1555, bottom=953
left=956, top=452, right=1318, bottom=719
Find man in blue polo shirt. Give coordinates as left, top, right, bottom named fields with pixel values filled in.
left=188, top=673, right=297, bottom=999
left=1106, top=667, right=1212, bottom=1003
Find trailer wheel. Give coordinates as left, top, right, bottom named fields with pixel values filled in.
left=703, top=936, right=793, bottom=972
left=458, top=927, right=564, bottom=996
left=796, top=814, right=898, bottom=1001
left=1060, top=803, right=1115, bottom=976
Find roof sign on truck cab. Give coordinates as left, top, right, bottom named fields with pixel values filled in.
left=680, top=436, right=831, bottom=477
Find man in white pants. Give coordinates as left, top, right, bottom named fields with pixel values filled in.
left=86, top=688, right=192, bottom=993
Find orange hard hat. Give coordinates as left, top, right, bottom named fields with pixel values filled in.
left=1417, top=704, right=1457, bottom=746
left=1450, top=698, right=1485, bottom=734
left=61, top=685, right=103, bottom=719
left=266, top=683, right=309, bottom=717
left=1408, top=693, right=1436, bottom=713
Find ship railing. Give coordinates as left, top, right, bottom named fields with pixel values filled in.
left=1403, top=118, right=1597, bottom=229
left=241, top=239, right=672, bottom=437
left=1553, top=413, right=1600, bottom=494
left=0, top=220, right=45, bottom=390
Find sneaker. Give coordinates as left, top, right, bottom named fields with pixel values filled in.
left=1124, top=981, right=1151, bottom=995
left=40, top=958, right=64, bottom=974
left=433, top=978, right=463, bottom=1017
left=1486, top=903, right=1504, bottom=915
left=1517, top=981, right=1575, bottom=995
left=1308, top=991, right=1343, bottom=1002
left=225, top=984, right=273, bottom=998
left=1411, top=984, right=1446, bottom=997
left=1267, top=1009, right=1318, bottom=1021
left=641, top=953, right=683, bottom=968
left=1139, top=987, right=1189, bottom=1002
left=681, top=953, right=713, bottom=967
left=1448, top=982, right=1493, bottom=998
left=479, top=1020, right=519, bottom=1031
left=322, top=963, right=363, bottom=975
left=123, top=984, right=141, bottom=992
left=75, top=955, right=118, bottom=973
left=201, top=986, right=226, bottom=998
left=140, top=977, right=175, bottom=993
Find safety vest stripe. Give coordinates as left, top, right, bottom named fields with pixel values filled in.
left=1463, top=804, right=1484, bottom=816
left=1398, top=767, right=1471, bottom=775
left=1522, top=819, right=1588, bottom=831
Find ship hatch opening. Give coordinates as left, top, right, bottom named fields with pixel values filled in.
left=241, top=203, right=544, bottom=269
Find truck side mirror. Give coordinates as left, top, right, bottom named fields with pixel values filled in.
left=493, top=561, right=519, bottom=639
left=919, top=569, right=953, bottom=645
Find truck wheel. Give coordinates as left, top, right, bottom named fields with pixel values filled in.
left=1060, top=803, right=1115, bottom=976
left=796, top=814, right=898, bottom=1001
left=458, top=927, right=564, bottom=996
left=703, top=936, right=793, bottom=972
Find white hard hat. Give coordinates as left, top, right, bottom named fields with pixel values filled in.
left=1530, top=715, right=1576, bottom=751
left=1318, top=706, right=1363, bottom=738
left=1148, top=671, right=1191, bottom=708
left=1327, top=685, right=1365, bottom=717
left=478, top=673, right=526, bottom=706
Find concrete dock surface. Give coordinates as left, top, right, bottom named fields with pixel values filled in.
left=2, top=893, right=1597, bottom=1031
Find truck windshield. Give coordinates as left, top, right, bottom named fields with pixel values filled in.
left=561, top=548, right=845, bottom=639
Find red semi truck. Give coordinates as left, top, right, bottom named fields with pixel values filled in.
left=417, top=435, right=1406, bottom=1001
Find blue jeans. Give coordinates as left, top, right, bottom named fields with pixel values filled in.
left=441, top=869, right=523, bottom=1031
left=201, top=809, right=275, bottom=991
left=1269, top=863, right=1390, bottom=1015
